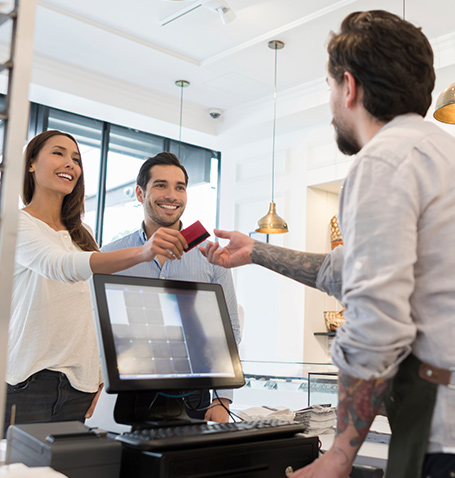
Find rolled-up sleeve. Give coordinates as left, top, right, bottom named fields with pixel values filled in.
left=316, top=246, right=344, bottom=302
left=332, top=152, right=419, bottom=380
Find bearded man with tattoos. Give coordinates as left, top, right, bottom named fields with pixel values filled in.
left=201, top=10, right=455, bottom=478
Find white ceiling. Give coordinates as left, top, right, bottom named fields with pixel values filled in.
left=17, top=0, right=455, bottom=120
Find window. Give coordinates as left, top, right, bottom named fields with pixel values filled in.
left=102, top=125, right=165, bottom=245
left=47, top=108, right=103, bottom=235
left=15, top=99, right=223, bottom=247
left=169, top=140, right=219, bottom=235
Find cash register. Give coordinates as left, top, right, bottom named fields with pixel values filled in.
left=7, top=274, right=319, bottom=478
left=89, top=273, right=319, bottom=477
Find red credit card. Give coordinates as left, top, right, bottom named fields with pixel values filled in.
left=180, top=221, right=210, bottom=251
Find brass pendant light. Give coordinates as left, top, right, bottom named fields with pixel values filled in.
left=255, top=40, right=288, bottom=234
left=426, top=0, right=455, bottom=125
left=175, top=80, right=190, bottom=156
left=434, top=83, right=455, bottom=124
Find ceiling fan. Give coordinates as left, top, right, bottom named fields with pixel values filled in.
left=160, top=0, right=236, bottom=26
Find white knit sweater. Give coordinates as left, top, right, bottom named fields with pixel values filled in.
left=7, top=210, right=101, bottom=392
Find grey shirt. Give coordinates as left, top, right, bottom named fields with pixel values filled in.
left=316, top=114, right=455, bottom=453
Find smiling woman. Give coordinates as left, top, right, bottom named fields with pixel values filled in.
left=22, top=130, right=98, bottom=251
left=4, top=130, right=190, bottom=436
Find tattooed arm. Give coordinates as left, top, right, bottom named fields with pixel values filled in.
left=289, top=372, right=390, bottom=478
left=199, top=229, right=327, bottom=288
left=252, top=240, right=327, bottom=288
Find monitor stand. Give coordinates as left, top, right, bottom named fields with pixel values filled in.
left=114, top=391, right=206, bottom=428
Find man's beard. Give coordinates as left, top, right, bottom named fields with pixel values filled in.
left=145, top=201, right=184, bottom=228
left=332, top=117, right=361, bottom=156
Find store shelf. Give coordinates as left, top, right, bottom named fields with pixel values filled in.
left=314, top=331, right=336, bottom=337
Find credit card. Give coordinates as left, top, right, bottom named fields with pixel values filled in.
left=180, top=221, right=210, bottom=251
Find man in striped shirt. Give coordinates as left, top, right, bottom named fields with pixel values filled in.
left=102, top=152, right=241, bottom=423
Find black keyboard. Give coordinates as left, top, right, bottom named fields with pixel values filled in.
left=117, top=419, right=307, bottom=450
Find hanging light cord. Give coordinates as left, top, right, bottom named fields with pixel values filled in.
left=271, top=45, right=278, bottom=202
left=178, top=84, right=184, bottom=157
left=402, top=0, right=405, bottom=19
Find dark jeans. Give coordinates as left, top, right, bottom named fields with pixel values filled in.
left=422, top=453, right=455, bottom=478
left=4, top=369, right=96, bottom=438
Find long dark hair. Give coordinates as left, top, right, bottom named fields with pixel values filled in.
left=22, top=130, right=99, bottom=252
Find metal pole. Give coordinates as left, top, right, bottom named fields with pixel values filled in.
left=0, top=0, right=37, bottom=436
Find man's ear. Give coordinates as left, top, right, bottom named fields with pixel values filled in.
left=344, top=71, right=360, bottom=109
left=136, top=185, right=144, bottom=204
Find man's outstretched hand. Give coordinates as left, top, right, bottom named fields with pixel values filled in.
left=288, top=449, right=351, bottom=478
left=199, top=229, right=255, bottom=269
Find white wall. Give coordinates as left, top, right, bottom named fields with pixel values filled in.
left=218, top=96, right=352, bottom=370
left=215, top=31, right=455, bottom=371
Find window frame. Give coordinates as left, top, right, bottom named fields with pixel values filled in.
left=23, top=99, right=221, bottom=246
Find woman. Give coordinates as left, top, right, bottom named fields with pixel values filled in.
left=4, top=130, right=188, bottom=436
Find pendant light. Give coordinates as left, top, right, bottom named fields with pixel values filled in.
left=255, top=40, right=288, bottom=234
left=434, top=83, right=455, bottom=124
left=175, top=80, right=190, bottom=156
left=425, top=0, right=455, bottom=124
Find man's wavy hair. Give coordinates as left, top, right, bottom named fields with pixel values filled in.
left=328, top=10, right=435, bottom=122
left=22, top=130, right=99, bottom=252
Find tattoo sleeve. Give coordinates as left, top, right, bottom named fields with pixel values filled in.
left=336, top=372, right=390, bottom=447
left=250, top=241, right=327, bottom=288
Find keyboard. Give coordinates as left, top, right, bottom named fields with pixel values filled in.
left=117, top=419, right=307, bottom=450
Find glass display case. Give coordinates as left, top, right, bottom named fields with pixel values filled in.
left=233, top=361, right=339, bottom=412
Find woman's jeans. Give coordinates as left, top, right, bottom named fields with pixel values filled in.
left=3, top=369, right=96, bottom=437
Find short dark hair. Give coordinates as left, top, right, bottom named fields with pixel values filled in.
left=136, top=152, right=189, bottom=190
left=328, top=10, right=435, bottom=122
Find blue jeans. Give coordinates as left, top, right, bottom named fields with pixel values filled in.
left=4, top=369, right=96, bottom=438
left=422, top=453, right=455, bottom=478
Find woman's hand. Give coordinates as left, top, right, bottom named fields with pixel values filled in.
left=142, top=228, right=188, bottom=262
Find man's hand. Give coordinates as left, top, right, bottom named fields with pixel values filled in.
left=85, top=384, right=103, bottom=419
left=290, top=373, right=389, bottom=478
left=199, top=229, right=254, bottom=268
left=204, top=398, right=230, bottom=423
left=288, top=448, right=352, bottom=478
left=143, top=227, right=188, bottom=262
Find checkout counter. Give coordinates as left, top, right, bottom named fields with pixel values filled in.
left=0, top=275, right=388, bottom=476
left=1, top=423, right=387, bottom=478
left=2, top=420, right=319, bottom=478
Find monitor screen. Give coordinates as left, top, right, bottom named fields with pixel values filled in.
left=90, top=274, right=245, bottom=393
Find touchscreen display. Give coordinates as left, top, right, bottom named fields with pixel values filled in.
left=104, top=283, right=235, bottom=380
left=90, top=274, right=244, bottom=393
